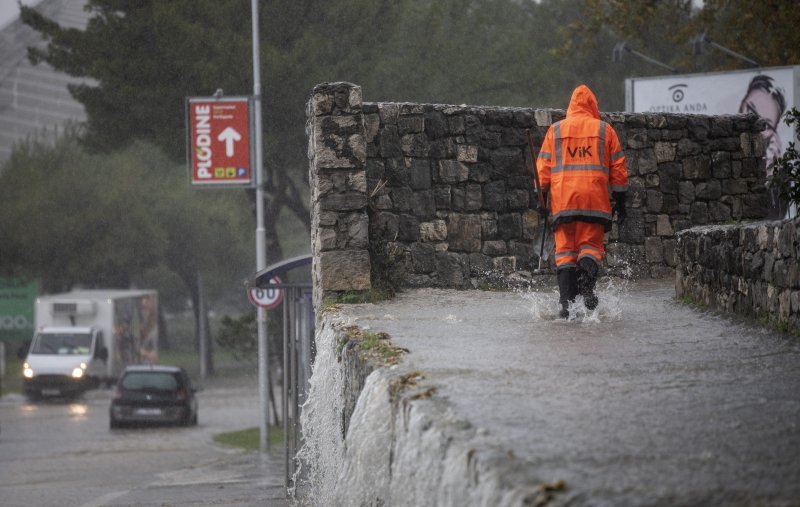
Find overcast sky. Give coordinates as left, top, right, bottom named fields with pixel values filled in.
left=0, top=0, right=42, bottom=30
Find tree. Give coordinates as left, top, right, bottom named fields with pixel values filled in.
left=0, top=131, right=254, bottom=347
left=560, top=0, right=800, bottom=80
left=0, top=128, right=166, bottom=292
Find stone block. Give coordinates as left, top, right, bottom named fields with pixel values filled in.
left=398, top=116, right=424, bottom=135
left=656, top=215, right=674, bottom=236
left=707, top=201, right=731, bottom=222
left=439, top=160, right=470, bottom=183
left=659, top=163, right=681, bottom=194
left=711, top=151, right=732, bottom=178
left=483, top=180, right=506, bottom=211
left=645, top=236, right=664, bottom=263
left=646, top=190, right=663, bottom=212
left=638, top=148, right=658, bottom=174
left=663, top=238, right=677, bottom=267
left=424, top=111, right=448, bottom=139
left=435, top=251, right=469, bottom=288
left=682, top=156, right=711, bottom=180
left=627, top=129, right=648, bottom=149
left=654, top=142, right=676, bottom=163
left=696, top=180, right=722, bottom=200
left=411, top=190, right=436, bottom=219
left=321, top=193, right=368, bottom=211
left=521, top=210, right=540, bottom=240
left=457, top=145, right=479, bottom=163
left=482, top=240, right=507, bottom=255
left=401, top=133, right=430, bottom=157
left=398, top=214, right=421, bottom=242
left=419, top=219, right=448, bottom=242
left=469, top=252, right=492, bottom=276
left=379, top=126, right=402, bottom=158
left=447, top=213, right=482, bottom=252
left=410, top=242, right=436, bottom=273
left=507, top=189, right=530, bottom=210
left=371, top=212, right=399, bottom=240
left=319, top=250, right=370, bottom=291
left=678, top=181, right=695, bottom=204
left=677, top=138, right=702, bottom=157
left=498, top=213, right=522, bottom=240
left=492, top=256, right=517, bottom=274
left=434, top=186, right=451, bottom=209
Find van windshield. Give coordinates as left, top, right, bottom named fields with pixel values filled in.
left=31, top=332, right=92, bottom=355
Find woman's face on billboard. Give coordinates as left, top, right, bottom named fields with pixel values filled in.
left=740, top=88, right=782, bottom=162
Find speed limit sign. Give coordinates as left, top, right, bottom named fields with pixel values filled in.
left=248, top=276, right=284, bottom=309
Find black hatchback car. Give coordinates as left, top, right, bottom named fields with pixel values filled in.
left=110, top=365, right=198, bottom=429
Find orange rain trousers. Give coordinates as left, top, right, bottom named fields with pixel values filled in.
left=553, top=221, right=605, bottom=270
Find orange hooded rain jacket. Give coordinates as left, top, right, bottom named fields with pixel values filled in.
left=536, top=85, right=628, bottom=229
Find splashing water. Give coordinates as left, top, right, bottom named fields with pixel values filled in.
left=291, top=319, right=346, bottom=505
left=520, top=276, right=628, bottom=323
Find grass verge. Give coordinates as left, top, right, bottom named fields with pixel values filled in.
left=213, top=425, right=284, bottom=451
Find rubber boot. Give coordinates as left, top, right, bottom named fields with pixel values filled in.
left=557, top=268, right=577, bottom=319
left=577, top=258, right=599, bottom=310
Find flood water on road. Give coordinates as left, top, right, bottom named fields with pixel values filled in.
left=342, top=278, right=800, bottom=505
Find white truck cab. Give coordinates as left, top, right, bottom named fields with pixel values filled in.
left=23, top=326, right=109, bottom=398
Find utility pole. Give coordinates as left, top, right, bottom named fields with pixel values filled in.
left=251, top=0, right=270, bottom=452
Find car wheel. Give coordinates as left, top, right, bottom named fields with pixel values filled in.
left=110, top=418, right=121, bottom=430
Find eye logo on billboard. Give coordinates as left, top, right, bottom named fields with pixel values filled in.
left=669, top=83, right=687, bottom=103
left=643, top=82, right=708, bottom=113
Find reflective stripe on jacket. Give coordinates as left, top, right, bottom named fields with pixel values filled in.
left=536, top=85, right=628, bottom=228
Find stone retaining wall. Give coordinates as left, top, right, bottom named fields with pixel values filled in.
left=309, top=81, right=769, bottom=305
left=299, top=314, right=562, bottom=506
left=676, top=217, right=800, bottom=331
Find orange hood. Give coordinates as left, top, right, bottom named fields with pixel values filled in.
left=566, top=85, right=600, bottom=120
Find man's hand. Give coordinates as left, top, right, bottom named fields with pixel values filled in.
left=612, top=191, right=627, bottom=225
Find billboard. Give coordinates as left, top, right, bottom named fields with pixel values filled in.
left=626, top=66, right=800, bottom=218
left=627, top=66, right=798, bottom=168
left=0, top=279, right=38, bottom=343
left=187, top=96, right=254, bottom=187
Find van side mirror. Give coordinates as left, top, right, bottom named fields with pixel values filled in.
left=97, top=347, right=109, bottom=361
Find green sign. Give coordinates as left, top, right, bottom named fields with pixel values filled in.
left=0, top=279, right=38, bottom=343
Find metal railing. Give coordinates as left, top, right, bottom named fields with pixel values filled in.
left=279, top=283, right=314, bottom=488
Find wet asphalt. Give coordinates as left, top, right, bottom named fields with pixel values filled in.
left=341, top=278, right=800, bottom=506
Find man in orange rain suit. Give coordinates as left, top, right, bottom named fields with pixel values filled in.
left=536, top=84, right=628, bottom=319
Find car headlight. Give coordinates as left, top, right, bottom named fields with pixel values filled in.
left=71, top=366, right=85, bottom=379
left=23, top=363, right=34, bottom=379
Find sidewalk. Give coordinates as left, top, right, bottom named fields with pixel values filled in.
left=337, top=279, right=800, bottom=505
left=88, top=450, right=291, bottom=506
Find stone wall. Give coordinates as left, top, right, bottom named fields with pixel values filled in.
left=299, top=313, right=564, bottom=506
left=308, top=81, right=769, bottom=304
left=676, top=218, right=800, bottom=331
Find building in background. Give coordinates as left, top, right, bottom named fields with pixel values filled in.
left=0, top=0, right=91, bottom=165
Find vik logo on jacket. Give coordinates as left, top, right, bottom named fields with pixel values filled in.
left=567, top=146, right=592, bottom=158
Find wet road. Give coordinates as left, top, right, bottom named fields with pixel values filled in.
left=0, top=376, right=289, bottom=506
left=342, top=278, right=800, bottom=506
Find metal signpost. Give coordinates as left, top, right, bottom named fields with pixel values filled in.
left=250, top=0, right=270, bottom=453
left=185, top=0, right=269, bottom=452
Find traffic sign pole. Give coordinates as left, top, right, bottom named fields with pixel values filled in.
left=251, top=0, right=269, bottom=453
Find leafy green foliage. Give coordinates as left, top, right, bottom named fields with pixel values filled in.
left=215, top=313, right=257, bottom=362
left=768, top=108, right=800, bottom=210
left=561, top=0, right=800, bottom=89
left=0, top=129, right=254, bottom=303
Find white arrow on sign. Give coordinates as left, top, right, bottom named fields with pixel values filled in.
left=248, top=276, right=284, bottom=309
left=218, top=127, right=242, bottom=157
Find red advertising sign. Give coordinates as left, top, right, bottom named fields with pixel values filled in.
left=187, top=97, right=253, bottom=187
